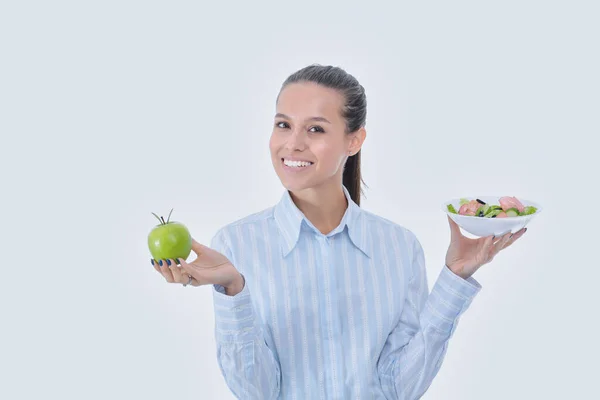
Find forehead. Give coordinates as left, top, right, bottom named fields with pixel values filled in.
left=276, top=82, right=344, bottom=122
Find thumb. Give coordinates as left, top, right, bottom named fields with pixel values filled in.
left=190, top=238, right=208, bottom=256
left=447, top=215, right=461, bottom=238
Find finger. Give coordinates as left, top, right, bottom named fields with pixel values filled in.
left=152, top=260, right=166, bottom=279
left=492, top=231, right=509, bottom=246
left=447, top=215, right=461, bottom=239
left=484, top=234, right=495, bottom=252
left=492, top=231, right=509, bottom=245
left=179, top=257, right=204, bottom=286
left=152, top=259, right=166, bottom=277
left=502, top=228, right=527, bottom=249
left=490, top=232, right=512, bottom=257
left=478, top=234, right=495, bottom=262
left=158, top=259, right=175, bottom=283
left=167, top=258, right=186, bottom=284
left=168, top=258, right=198, bottom=286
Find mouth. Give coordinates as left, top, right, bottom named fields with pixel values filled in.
left=281, top=158, right=314, bottom=169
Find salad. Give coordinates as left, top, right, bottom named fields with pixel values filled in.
left=447, top=196, right=537, bottom=218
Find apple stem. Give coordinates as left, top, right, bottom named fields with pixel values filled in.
left=167, top=208, right=173, bottom=224
left=160, top=216, right=166, bottom=224
left=151, top=212, right=163, bottom=225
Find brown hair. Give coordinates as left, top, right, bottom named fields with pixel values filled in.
left=278, top=64, right=368, bottom=205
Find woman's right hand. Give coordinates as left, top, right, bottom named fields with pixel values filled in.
left=153, top=238, right=243, bottom=293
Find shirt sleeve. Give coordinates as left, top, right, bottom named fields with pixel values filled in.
left=377, top=231, right=481, bottom=399
left=210, top=229, right=281, bottom=400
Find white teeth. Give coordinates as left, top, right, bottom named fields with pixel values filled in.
left=283, top=159, right=313, bottom=167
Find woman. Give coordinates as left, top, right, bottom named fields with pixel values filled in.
left=152, top=64, right=526, bottom=399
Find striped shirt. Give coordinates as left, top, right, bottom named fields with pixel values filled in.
left=210, top=186, right=481, bottom=399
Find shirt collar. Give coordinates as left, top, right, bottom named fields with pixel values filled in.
left=273, top=185, right=372, bottom=259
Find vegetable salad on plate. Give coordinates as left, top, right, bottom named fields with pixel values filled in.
left=447, top=196, right=537, bottom=218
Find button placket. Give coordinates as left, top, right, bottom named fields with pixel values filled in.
left=315, top=233, right=331, bottom=397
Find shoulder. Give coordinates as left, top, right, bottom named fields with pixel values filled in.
left=211, top=206, right=276, bottom=245
left=360, top=208, right=420, bottom=248
left=359, top=209, right=425, bottom=281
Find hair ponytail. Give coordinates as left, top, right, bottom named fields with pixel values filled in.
left=343, top=150, right=364, bottom=206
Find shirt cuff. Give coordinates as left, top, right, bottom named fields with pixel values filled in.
left=212, top=277, right=260, bottom=344
left=423, top=265, right=482, bottom=333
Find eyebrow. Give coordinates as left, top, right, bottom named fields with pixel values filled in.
left=274, top=113, right=331, bottom=124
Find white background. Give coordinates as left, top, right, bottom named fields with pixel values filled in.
left=1, top=1, right=598, bottom=399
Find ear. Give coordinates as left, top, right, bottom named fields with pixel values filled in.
left=347, top=127, right=367, bottom=156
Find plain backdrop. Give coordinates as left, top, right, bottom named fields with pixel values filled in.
left=1, top=1, right=598, bottom=399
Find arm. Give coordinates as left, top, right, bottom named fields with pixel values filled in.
left=210, top=229, right=281, bottom=400
left=377, top=231, right=481, bottom=400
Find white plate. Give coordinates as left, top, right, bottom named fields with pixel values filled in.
left=441, top=196, right=543, bottom=237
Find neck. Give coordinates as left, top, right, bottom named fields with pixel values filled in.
left=289, top=182, right=348, bottom=235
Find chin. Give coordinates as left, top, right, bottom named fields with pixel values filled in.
left=280, top=179, right=309, bottom=192
left=277, top=173, right=315, bottom=192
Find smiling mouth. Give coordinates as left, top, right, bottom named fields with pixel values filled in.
left=281, top=158, right=314, bottom=168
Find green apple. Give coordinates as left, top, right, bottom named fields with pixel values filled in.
left=148, top=208, right=192, bottom=261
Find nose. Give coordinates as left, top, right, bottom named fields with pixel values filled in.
left=284, top=129, right=307, bottom=152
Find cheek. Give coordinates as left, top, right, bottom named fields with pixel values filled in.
left=268, top=134, right=279, bottom=155
left=313, top=142, right=345, bottom=169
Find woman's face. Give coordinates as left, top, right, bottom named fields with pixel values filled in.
left=269, top=82, right=363, bottom=193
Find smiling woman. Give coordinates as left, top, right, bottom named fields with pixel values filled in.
left=154, top=63, right=524, bottom=399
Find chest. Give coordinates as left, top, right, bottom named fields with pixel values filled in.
left=235, top=233, right=410, bottom=349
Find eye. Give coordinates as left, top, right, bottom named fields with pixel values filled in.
left=275, top=121, right=289, bottom=129
left=309, top=126, right=325, bottom=133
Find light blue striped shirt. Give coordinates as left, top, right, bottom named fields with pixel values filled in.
left=210, top=186, right=481, bottom=399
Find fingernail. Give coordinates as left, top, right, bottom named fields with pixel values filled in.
left=524, top=228, right=528, bottom=233
left=166, top=259, right=171, bottom=266
left=151, top=259, right=154, bottom=266
left=159, top=260, right=163, bottom=266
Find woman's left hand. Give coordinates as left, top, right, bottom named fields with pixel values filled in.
left=445, top=215, right=527, bottom=280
